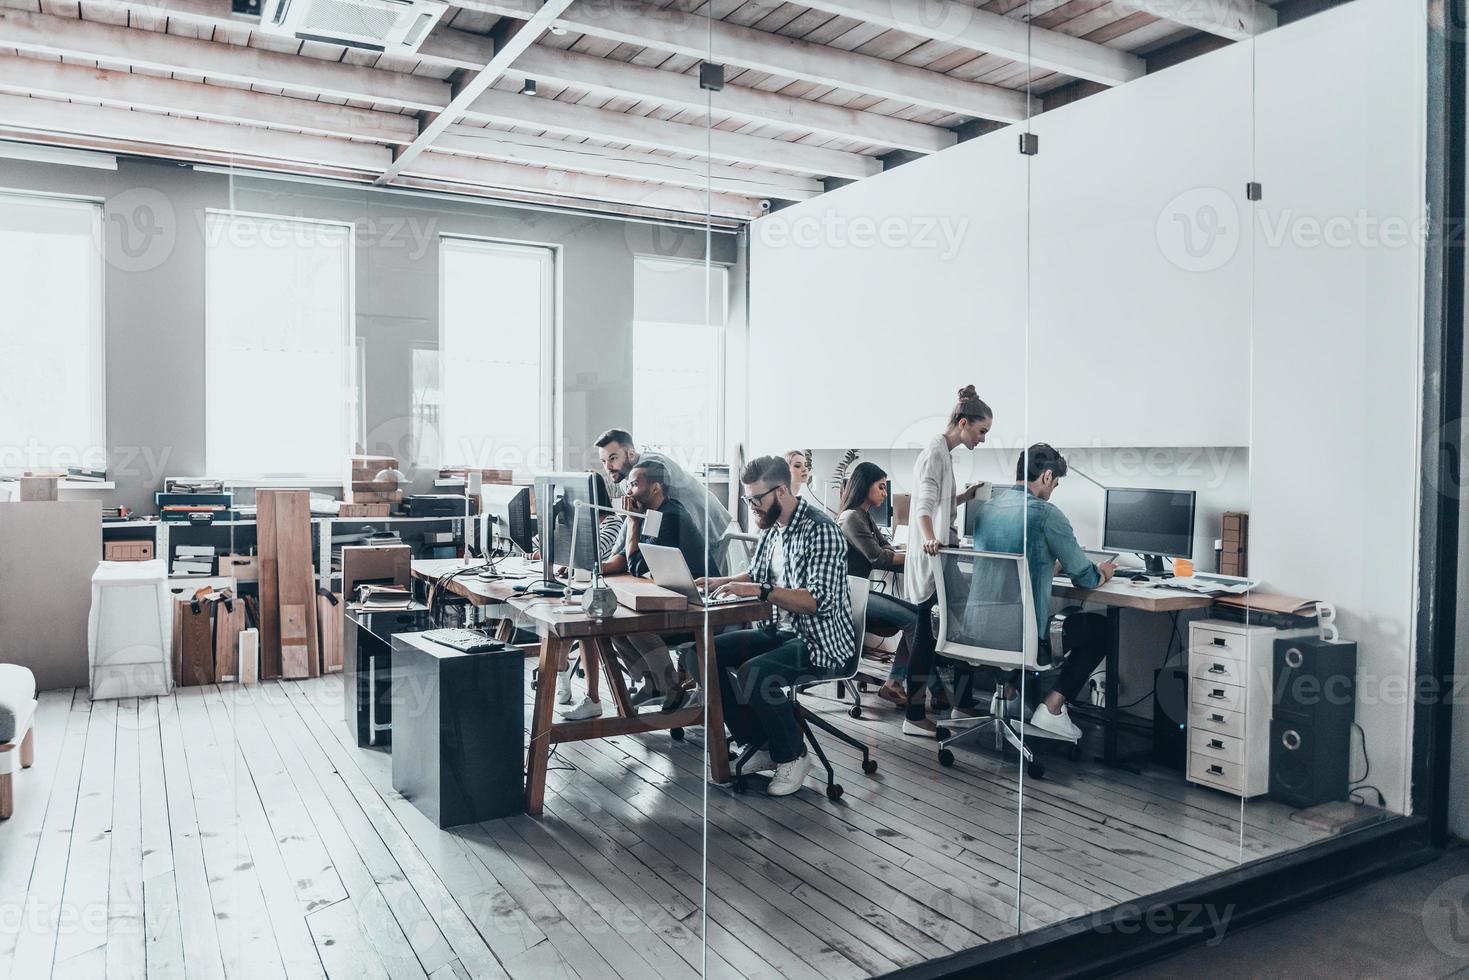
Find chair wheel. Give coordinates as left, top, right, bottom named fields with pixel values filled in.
left=827, top=783, right=844, bottom=801
left=863, top=758, right=878, bottom=775
left=848, top=705, right=862, bottom=719
left=733, top=777, right=747, bottom=794
left=936, top=725, right=952, bottom=741
left=1029, top=761, right=1046, bottom=779
left=938, top=748, right=955, bottom=767
left=670, top=727, right=685, bottom=741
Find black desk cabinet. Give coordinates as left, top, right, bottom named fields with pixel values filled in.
left=390, top=631, right=526, bottom=827
left=343, top=606, right=431, bottom=747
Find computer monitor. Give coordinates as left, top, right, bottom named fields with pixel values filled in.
left=480, top=484, right=535, bottom=555
left=963, top=497, right=984, bottom=540
left=1103, top=487, right=1197, bottom=573
left=530, top=472, right=611, bottom=593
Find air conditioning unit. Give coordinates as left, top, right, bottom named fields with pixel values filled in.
left=258, top=0, right=449, bottom=54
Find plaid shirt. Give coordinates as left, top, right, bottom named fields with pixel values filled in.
left=748, top=497, right=853, bottom=672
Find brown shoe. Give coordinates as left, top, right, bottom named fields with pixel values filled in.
left=877, top=679, right=908, bottom=708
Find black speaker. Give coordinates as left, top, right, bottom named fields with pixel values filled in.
left=1152, top=666, right=1189, bottom=770
left=1269, top=637, right=1357, bottom=808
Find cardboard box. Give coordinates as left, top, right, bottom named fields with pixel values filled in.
left=104, top=540, right=154, bottom=562
left=339, top=503, right=391, bottom=518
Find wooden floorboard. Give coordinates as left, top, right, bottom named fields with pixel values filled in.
left=0, top=674, right=1337, bottom=979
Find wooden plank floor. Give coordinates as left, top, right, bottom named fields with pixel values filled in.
left=0, top=676, right=1334, bottom=979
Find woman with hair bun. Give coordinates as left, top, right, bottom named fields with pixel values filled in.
left=900, top=385, right=992, bottom=737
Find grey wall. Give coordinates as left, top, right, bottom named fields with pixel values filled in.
left=0, top=156, right=739, bottom=515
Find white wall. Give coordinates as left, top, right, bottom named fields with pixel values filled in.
left=747, top=0, right=1426, bottom=813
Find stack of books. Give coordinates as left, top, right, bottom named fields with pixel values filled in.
left=356, top=584, right=413, bottom=611
left=101, top=504, right=132, bottom=522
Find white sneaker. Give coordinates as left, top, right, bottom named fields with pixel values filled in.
left=766, top=753, right=812, bottom=796
left=555, top=664, right=574, bottom=706
left=990, top=689, right=1022, bottom=719
left=902, top=718, right=942, bottom=739
left=741, top=749, right=777, bottom=775
left=1030, top=703, right=1082, bottom=741
left=559, top=696, right=602, bottom=721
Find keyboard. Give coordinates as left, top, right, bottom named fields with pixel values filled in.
left=423, top=628, right=505, bottom=653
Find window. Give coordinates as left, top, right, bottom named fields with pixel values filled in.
left=0, top=192, right=104, bottom=474
left=438, top=238, right=555, bottom=472
left=632, top=257, right=727, bottom=469
left=204, top=212, right=353, bottom=480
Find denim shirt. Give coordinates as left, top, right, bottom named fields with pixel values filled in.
left=970, top=484, right=1101, bottom=640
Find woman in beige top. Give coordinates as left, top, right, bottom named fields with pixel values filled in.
left=901, top=385, right=992, bottom=737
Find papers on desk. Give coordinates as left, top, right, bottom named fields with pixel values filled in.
left=1151, top=573, right=1259, bottom=595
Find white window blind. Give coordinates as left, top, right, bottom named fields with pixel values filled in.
left=0, top=192, right=105, bottom=473
left=632, top=257, right=726, bottom=468
left=438, top=238, right=554, bottom=472
left=204, top=212, right=353, bottom=480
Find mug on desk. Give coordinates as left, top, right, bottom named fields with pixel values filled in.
left=1174, top=558, right=1195, bottom=577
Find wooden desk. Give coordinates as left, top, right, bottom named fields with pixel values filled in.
left=412, top=558, right=772, bottom=814
left=1053, top=576, right=1214, bottom=766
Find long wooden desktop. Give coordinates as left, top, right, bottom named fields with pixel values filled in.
left=411, top=557, right=772, bottom=815
left=1052, top=575, right=1213, bottom=765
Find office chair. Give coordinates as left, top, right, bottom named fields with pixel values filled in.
left=931, top=547, right=1081, bottom=780
left=733, top=575, right=878, bottom=800
left=719, top=526, right=759, bottom=577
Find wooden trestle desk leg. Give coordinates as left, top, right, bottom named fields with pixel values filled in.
left=525, top=634, right=563, bottom=816
left=694, top=623, right=732, bottom=785
left=588, top=637, right=633, bottom=718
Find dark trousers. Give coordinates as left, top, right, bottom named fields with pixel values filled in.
left=1045, top=610, right=1108, bottom=704
left=904, top=595, right=954, bottom=721
left=715, top=628, right=827, bottom=764
left=867, top=591, right=919, bottom=680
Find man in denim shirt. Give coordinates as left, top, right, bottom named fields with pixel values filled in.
left=969, top=444, right=1116, bottom=740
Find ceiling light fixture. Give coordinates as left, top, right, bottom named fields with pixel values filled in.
left=520, top=79, right=538, bottom=96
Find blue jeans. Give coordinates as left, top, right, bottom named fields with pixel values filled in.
left=715, top=628, right=830, bottom=764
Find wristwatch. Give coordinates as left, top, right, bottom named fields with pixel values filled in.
left=758, top=582, right=773, bottom=602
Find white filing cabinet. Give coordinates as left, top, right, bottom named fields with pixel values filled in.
left=1186, top=618, right=1313, bottom=798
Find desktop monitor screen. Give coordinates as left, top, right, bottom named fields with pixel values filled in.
left=534, top=472, right=611, bottom=582
left=481, top=484, right=535, bottom=555
left=1103, top=488, right=1197, bottom=560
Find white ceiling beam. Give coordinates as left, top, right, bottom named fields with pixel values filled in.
left=793, top=0, right=1142, bottom=86
left=438, top=125, right=822, bottom=199
left=0, top=8, right=448, bottom=110
left=463, top=88, right=881, bottom=179
left=1115, top=0, right=1276, bottom=41
left=0, top=93, right=389, bottom=170
left=378, top=0, right=577, bottom=184
left=0, top=55, right=419, bottom=143
left=510, top=46, right=956, bottom=154
left=405, top=149, right=767, bottom=219
left=451, top=0, right=1032, bottom=120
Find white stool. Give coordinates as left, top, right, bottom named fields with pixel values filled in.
left=0, top=663, right=36, bottom=819
left=89, top=559, right=173, bottom=700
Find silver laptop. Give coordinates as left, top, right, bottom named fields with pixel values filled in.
left=639, top=543, right=754, bottom=607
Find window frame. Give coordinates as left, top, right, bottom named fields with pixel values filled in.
left=0, top=188, right=106, bottom=476
left=202, top=208, right=356, bottom=484
left=435, top=234, right=558, bottom=473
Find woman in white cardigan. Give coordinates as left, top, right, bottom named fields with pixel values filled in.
left=901, top=385, right=992, bottom=737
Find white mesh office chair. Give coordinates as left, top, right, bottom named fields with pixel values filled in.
left=733, top=575, right=878, bottom=800
left=719, top=526, right=759, bottom=577
left=931, top=547, right=1081, bottom=779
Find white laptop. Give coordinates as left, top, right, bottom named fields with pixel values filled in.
left=639, top=543, right=756, bottom=607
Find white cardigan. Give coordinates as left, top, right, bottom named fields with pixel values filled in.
left=903, top=432, right=960, bottom=603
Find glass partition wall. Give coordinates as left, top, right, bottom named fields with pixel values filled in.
left=163, top=0, right=1436, bottom=974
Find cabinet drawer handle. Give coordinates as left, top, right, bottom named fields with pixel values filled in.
left=1209, top=689, right=1226, bottom=699
left=1210, top=713, right=1225, bottom=723
left=1208, top=764, right=1225, bottom=776
left=1208, top=739, right=1224, bottom=750
left=1211, top=637, right=1227, bottom=647
left=1208, top=663, right=1228, bottom=674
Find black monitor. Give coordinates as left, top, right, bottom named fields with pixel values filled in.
left=481, top=484, right=535, bottom=555
left=1103, top=487, right=1197, bottom=573
left=529, top=472, right=611, bottom=593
